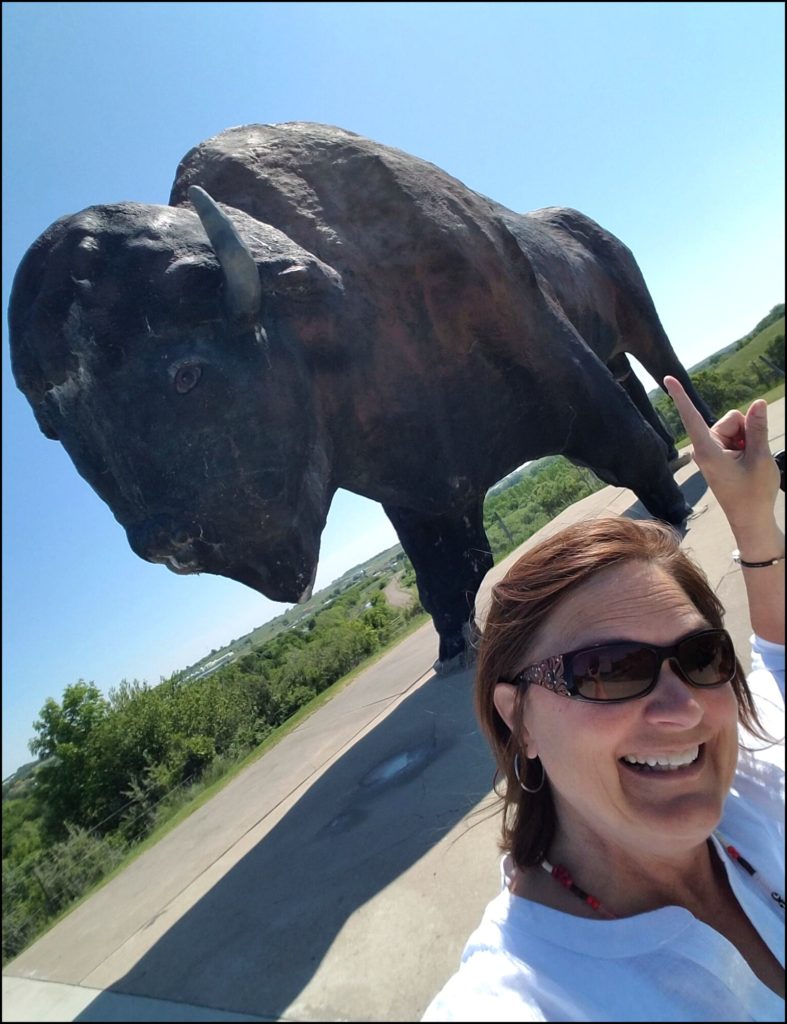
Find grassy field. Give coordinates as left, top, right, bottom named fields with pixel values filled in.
left=715, top=316, right=784, bottom=377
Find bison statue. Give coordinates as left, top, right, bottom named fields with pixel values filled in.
left=9, top=122, right=713, bottom=670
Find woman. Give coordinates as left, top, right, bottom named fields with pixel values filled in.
left=422, top=377, right=784, bottom=1021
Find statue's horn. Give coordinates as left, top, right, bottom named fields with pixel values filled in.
left=188, top=185, right=261, bottom=322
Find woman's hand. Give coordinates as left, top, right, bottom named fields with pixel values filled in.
left=663, top=376, right=780, bottom=534
left=665, top=376, right=784, bottom=644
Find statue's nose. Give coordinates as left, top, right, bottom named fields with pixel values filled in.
left=126, top=514, right=195, bottom=560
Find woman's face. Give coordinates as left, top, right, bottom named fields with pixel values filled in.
left=494, top=561, right=740, bottom=859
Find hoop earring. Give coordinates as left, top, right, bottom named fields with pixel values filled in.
left=514, top=752, right=545, bottom=794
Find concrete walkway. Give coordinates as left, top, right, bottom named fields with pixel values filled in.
left=4, top=400, right=784, bottom=1023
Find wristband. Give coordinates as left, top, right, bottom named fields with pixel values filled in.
left=732, top=550, right=785, bottom=568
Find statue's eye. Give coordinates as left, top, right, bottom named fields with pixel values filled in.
left=172, top=363, right=202, bottom=394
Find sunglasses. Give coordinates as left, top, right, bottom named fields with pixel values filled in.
left=509, top=628, right=736, bottom=703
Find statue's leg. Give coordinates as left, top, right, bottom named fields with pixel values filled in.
left=607, top=353, right=680, bottom=461
left=609, top=298, right=716, bottom=426
left=382, top=499, right=493, bottom=673
left=551, top=350, right=693, bottom=525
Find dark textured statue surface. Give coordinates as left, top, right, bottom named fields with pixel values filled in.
left=9, top=123, right=713, bottom=668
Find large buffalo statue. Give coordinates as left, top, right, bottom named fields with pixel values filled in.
left=9, top=122, right=713, bottom=669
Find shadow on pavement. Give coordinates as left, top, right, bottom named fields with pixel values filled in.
left=75, top=665, right=493, bottom=1021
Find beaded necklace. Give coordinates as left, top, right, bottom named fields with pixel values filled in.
left=540, top=831, right=785, bottom=920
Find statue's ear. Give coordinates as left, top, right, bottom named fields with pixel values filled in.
left=267, top=260, right=344, bottom=304
left=263, top=260, right=346, bottom=361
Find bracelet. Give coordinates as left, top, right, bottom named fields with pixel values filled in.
left=732, top=549, right=786, bottom=568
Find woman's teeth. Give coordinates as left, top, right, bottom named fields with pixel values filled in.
left=621, top=746, right=700, bottom=771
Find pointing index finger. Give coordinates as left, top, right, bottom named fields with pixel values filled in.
left=663, top=376, right=711, bottom=449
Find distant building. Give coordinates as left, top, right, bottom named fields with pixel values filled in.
left=184, top=651, right=235, bottom=682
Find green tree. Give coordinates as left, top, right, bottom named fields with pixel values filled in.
left=652, top=394, right=682, bottom=438
left=28, top=682, right=108, bottom=841
left=686, top=369, right=729, bottom=414
left=2, top=796, right=42, bottom=865
left=764, top=334, right=784, bottom=372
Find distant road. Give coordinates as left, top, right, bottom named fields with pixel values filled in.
left=383, top=573, right=415, bottom=608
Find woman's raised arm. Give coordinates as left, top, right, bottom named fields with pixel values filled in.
left=664, top=376, right=784, bottom=645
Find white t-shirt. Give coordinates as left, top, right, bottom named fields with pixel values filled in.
left=422, top=636, right=785, bottom=1023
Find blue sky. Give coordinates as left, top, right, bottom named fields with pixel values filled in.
left=3, top=1, right=784, bottom=780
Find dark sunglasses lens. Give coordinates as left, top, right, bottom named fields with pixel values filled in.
left=571, top=644, right=659, bottom=700
left=678, top=632, right=735, bottom=686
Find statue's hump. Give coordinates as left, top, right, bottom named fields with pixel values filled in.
left=169, top=122, right=505, bottom=266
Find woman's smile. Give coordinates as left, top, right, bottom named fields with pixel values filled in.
left=619, top=744, right=704, bottom=777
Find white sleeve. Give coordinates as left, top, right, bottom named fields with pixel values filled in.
left=732, top=636, right=784, bottom=823
left=745, top=635, right=785, bottom=750
left=750, top=634, right=785, bottom=698
left=421, top=952, right=547, bottom=1022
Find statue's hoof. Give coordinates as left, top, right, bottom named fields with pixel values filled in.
left=434, top=621, right=480, bottom=675
left=432, top=654, right=465, bottom=675
left=659, top=497, right=694, bottom=526
left=668, top=451, right=692, bottom=472
left=686, top=504, right=708, bottom=521
left=432, top=647, right=477, bottom=676
left=676, top=504, right=694, bottom=526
